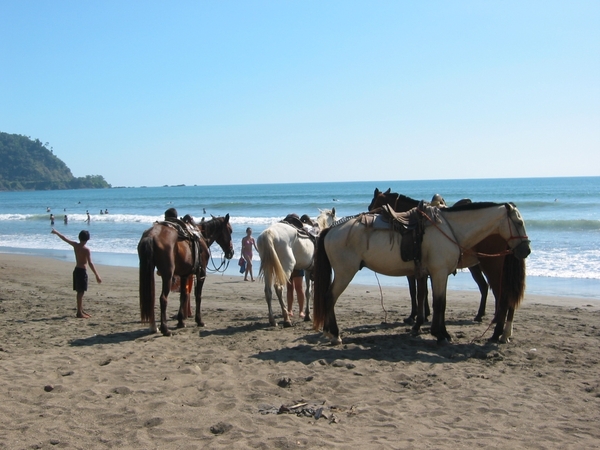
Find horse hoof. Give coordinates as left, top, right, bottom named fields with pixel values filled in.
left=474, top=316, right=483, bottom=323
left=283, top=320, right=293, bottom=328
left=403, top=317, right=415, bottom=325
left=304, top=314, right=312, bottom=322
left=196, top=321, right=205, bottom=327
left=436, top=337, right=450, bottom=345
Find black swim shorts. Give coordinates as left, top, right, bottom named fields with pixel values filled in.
left=73, top=267, right=88, bottom=293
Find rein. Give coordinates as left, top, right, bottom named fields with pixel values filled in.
left=206, top=248, right=230, bottom=273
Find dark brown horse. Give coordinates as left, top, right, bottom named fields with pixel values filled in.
left=138, top=215, right=234, bottom=336
left=369, top=188, right=526, bottom=342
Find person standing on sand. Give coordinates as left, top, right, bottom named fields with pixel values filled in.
left=286, top=269, right=305, bottom=318
left=51, top=228, right=102, bottom=318
left=241, top=227, right=258, bottom=281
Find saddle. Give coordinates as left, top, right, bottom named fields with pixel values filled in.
left=359, top=202, right=432, bottom=264
left=160, top=216, right=204, bottom=274
left=281, top=214, right=318, bottom=245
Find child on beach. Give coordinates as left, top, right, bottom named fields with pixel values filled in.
left=51, top=228, right=102, bottom=318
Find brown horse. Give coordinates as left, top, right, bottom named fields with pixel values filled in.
left=138, top=215, right=234, bottom=336
left=369, top=188, right=526, bottom=342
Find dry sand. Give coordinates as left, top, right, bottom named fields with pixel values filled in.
left=1, top=253, right=599, bottom=449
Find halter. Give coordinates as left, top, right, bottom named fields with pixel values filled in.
left=201, top=217, right=233, bottom=273
left=505, top=209, right=529, bottom=242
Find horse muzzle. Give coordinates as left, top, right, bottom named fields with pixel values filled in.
left=513, top=240, right=531, bottom=259
left=225, top=249, right=234, bottom=260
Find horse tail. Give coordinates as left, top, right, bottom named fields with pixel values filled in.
left=313, top=227, right=333, bottom=331
left=137, top=235, right=155, bottom=323
left=501, top=252, right=526, bottom=310
left=257, top=230, right=288, bottom=287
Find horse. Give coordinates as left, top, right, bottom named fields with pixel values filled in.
left=137, top=214, right=234, bottom=336
left=313, top=202, right=530, bottom=344
left=257, top=208, right=336, bottom=327
left=369, top=188, right=504, bottom=325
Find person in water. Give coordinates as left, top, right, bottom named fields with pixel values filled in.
left=51, top=228, right=102, bottom=318
left=241, top=227, right=258, bottom=281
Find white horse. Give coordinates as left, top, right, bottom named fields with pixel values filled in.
left=313, top=202, right=530, bottom=344
left=257, top=208, right=336, bottom=327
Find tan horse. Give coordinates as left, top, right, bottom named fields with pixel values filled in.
left=313, top=203, right=530, bottom=344
left=138, top=215, right=234, bottom=336
left=369, top=189, right=526, bottom=342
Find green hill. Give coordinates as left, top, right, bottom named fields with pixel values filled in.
left=0, top=132, right=111, bottom=191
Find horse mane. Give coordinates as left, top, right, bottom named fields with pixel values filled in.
left=201, top=216, right=224, bottom=235
left=501, top=253, right=526, bottom=309
left=444, top=201, right=503, bottom=212
left=330, top=214, right=360, bottom=228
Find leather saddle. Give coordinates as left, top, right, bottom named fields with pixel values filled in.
left=360, top=202, right=429, bottom=263
left=160, top=216, right=204, bottom=273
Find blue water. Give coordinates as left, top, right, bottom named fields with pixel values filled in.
left=1, top=177, right=599, bottom=299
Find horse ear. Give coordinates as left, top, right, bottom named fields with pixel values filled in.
left=225, top=213, right=230, bottom=222
left=211, top=214, right=216, bottom=219
left=332, top=207, right=336, bottom=216
left=374, top=188, right=380, bottom=196
left=201, top=217, right=205, bottom=223
left=384, top=188, right=391, bottom=194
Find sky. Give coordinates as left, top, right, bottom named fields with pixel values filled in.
left=1, top=1, right=598, bottom=187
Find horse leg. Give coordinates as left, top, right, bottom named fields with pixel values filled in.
left=195, top=272, right=206, bottom=327
left=411, top=276, right=428, bottom=335
left=322, top=272, right=354, bottom=345
left=470, top=265, right=489, bottom=322
left=500, top=307, right=515, bottom=343
left=303, top=270, right=312, bottom=322
left=404, top=275, right=417, bottom=324
left=176, top=275, right=189, bottom=329
left=490, top=303, right=509, bottom=342
left=264, top=276, right=279, bottom=327
left=429, top=275, right=451, bottom=343
left=275, top=283, right=293, bottom=327
left=159, top=274, right=172, bottom=336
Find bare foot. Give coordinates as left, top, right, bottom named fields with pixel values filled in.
left=299, top=312, right=305, bottom=318
left=76, top=311, right=91, bottom=319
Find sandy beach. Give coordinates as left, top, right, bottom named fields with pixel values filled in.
left=1, top=253, right=599, bottom=449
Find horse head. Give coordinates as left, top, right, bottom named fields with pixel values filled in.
left=203, top=214, right=234, bottom=260
left=316, top=208, right=337, bottom=229
left=368, top=188, right=419, bottom=213
left=503, top=203, right=531, bottom=260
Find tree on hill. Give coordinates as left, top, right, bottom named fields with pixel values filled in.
left=0, top=132, right=111, bottom=191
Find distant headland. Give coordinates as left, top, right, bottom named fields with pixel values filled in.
left=0, top=131, right=111, bottom=191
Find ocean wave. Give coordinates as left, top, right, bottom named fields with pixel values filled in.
left=527, top=219, right=600, bottom=231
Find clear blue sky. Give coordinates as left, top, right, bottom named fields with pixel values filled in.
left=1, top=1, right=598, bottom=187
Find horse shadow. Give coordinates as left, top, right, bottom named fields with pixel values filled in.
left=252, top=322, right=500, bottom=365
left=70, top=329, right=155, bottom=346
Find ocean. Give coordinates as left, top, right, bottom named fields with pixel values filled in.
left=1, top=177, right=599, bottom=300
